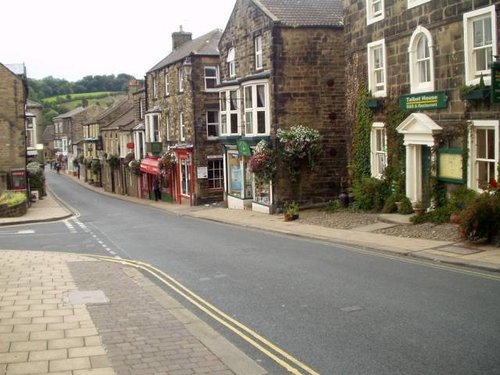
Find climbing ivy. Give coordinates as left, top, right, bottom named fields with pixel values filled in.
left=351, top=84, right=373, bottom=184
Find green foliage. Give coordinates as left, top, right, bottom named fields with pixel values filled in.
left=411, top=206, right=451, bottom=224
left=283, top=201, right=300, bottom=216
left=326, top=199, right=341, bottom=212
left=26, top=162, right=46, bottom=196
left=106, top=154, right=120, bottom=170
left=248, top=140, right=276, bottom=182
left=382, top=192, right=405, bottom=213
left=91, top=159, right=101, bottom=174
left=0, top=192, right=27, bottom=207
left=352, top=177, right=389, bottom=212
left=460, top=193, right=500, bottom=242
left=351, top=84, right=373, bottom=183
left=448, top=185, right=479, bottom=213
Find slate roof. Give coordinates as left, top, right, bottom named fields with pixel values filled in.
left=42, top=124, right=54, bottom=142
left=53, top=106, right=88, bottom=120
left=254, top=0, right=343, bottom=27
left=101, top=105, right=135, bottom=131
left=148, top=29, right=222, bottom=73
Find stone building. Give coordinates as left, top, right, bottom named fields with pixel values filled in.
left=344, top=0, right=500, bottom=205
left=144, top=28, right=224, bottom=205
left=25, top=99, right=44, bottom=163
left=0, top=63, right=28, bottom=191
left=218, top=0, right=347, bottom=213
left=53, top=105, right=103, bottom=173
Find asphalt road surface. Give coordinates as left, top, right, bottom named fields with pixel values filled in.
left=1, top=172, right=499, bottom=374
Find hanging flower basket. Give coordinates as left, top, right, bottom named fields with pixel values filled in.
left=128, top=160, right=142, bottom=176
left=159, top=151, right=177, bottom=173
left=248, top=140, right=276, bottom=182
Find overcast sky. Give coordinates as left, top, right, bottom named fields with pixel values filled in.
left=1, top=0, right=236, bottom=81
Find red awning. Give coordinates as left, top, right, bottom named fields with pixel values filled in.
left=140, top=157, right=161, bottom=176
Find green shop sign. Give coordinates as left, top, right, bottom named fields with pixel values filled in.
left=237, top=140, right=252, bottom=156
left=399, top=91, right=448, bottom=110
left=492, top=61, right=500, bottom=104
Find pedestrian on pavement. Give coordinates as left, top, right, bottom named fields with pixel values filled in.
left=153, top=177, right=161, bottom=201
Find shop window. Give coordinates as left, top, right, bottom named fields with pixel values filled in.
left=469, top=120, right=499, bottom=191
left=371, top=123, right=387, bottom=178
left=463, top=6, right=497, bottom=86
left=180, top=157, right=191, bottom=196
left=367, top=39, right=386, bottom=97
left=145, top=113, right=161, bottom=142
left=409, top=26, right=434, bottom=93
left=208, top=159, right=223, bottom=189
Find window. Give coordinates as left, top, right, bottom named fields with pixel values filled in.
left=134, top=130, right=145, bottom=160
left=180, top=112, right=185, bottom=141
left=208, top=158, right=224, bottom=189
left=227, top=47, right=236, bottom=78
left=206, top=110, right=219, bottom=138
left=139, top=98, right=144, bottom=119
left=146, top=113, right=161, bottom=142
left=371, top=123, right=387, bottom=178
left=464, top=6, right=497, bottom=86
left=204, top=66, right=219, bottom=90
left=255, top=36, right=263, bottom=70
left=367, top=39, right=387, bottom=97
left=220, top=89, right=240, bottom=136
left=164, top=71, right=170, bottom=96
left=407, top=0, right=430, bottom=9
left=469, top=120, right=499, bottom=191
left=367, top=0, right=384, bottom=25
left=178, top=68, right=184, bottom=92
left=244, top=83, right=269, bottom=135
left=152, top=76, right=158, bottom=99
left=180, top=157, right=191, bottom=196
left=119, top=134, right=129, bottom=158
left=409, top=26, right=434, bottom=93
left=165, top=114, right=170, bottom=141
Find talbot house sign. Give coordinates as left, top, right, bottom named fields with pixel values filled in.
left=399, top=91, right=448, bottom=110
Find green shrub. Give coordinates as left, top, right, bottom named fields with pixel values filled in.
left=411, top=205, right=451, bottom=224
left=326, top=199, right=341, bottom=212
left=27, top=162, right=46, bottom=196
left=352, top=177, right=389, bottom=212
left=448, top=185, right=479, bottom=213
left=460, top=193, right=500, bottom=242
left=0, top=192, right=27, bottom=207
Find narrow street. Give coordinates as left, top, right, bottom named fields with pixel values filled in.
left=1, top=171, right=500, bottom=374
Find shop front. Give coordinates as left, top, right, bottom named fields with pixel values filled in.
left=139, top=156, right=173, bottom=202
left=171, top=146, right=195, bottom=205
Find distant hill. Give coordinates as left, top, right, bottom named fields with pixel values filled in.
left=42, top=91, right=127, bottom=112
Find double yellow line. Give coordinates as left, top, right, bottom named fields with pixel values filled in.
left=95, top=255, right=320, bottom=375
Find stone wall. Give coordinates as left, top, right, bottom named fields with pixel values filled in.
left=0, top=65, right=27, bottom=191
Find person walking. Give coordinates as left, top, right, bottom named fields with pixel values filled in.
left=153, top=177, right=161, bottom=201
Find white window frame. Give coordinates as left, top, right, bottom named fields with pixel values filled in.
left=119, top=133, right=129, bottom=158
left=180, top=112, right=185, bottom=141
left=227, top=47, right=236, bottom=78
left=134, top=130, right=145, bottom=160
left=165, top=114, right=170, bottom=142
left=407, top=0, right=430, bottom=9
left=409, top=26, right=435, bottom=93
left=219, top=88, right=240, bottom=136
left=204, top=66, right=219, bottom=91
left=145, top=113, right=161, bottom=142
left=152, top=75, right=158, bottom=99
left=468, top=120, right=499, bottom=192
left=367, top=0, right=384, bottom=25
left=367, top=39, right=387, bottom=97
left=178, top=67, right=185, bottom=92
left=243, top=82, right=270, bottom=136
left=255, top=36, right=263, bottom=70
left=463, top=6, right=497, bottom=86
left=164, top=71, right=170, bottom=96
left=180, top=156, right=191, bottom=196
left=370, top=122, right=387, bottom=179
left=206, top=110, right=219, bottom=139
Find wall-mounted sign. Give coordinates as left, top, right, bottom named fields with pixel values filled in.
left=237, top=140, right=252, bottom=156
left=492, top=61, right=500, bottom=104
left=197, top=166, right=208, bottom=179
left=438, top=148, right=464, bottom=183
left=400, top=91, right=448, bottom=110
left=127, top=142, right=135, bottom=149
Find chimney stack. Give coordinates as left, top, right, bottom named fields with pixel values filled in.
left=172, top=25, right=192, bottom=50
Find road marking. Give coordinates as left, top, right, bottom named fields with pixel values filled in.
left=17, top=229, right=35, bottom=234
left=95, top=255, right=320, bottom=375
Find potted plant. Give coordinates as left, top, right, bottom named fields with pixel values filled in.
left=283, top=201, right=300, bottom=221
left=413, top=201, right=426, bottom=216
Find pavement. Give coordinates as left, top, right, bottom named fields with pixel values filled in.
left=1, top=171, right=499, bottom=374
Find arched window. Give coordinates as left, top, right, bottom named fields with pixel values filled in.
left=408, top=26, right=434, bottom=93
